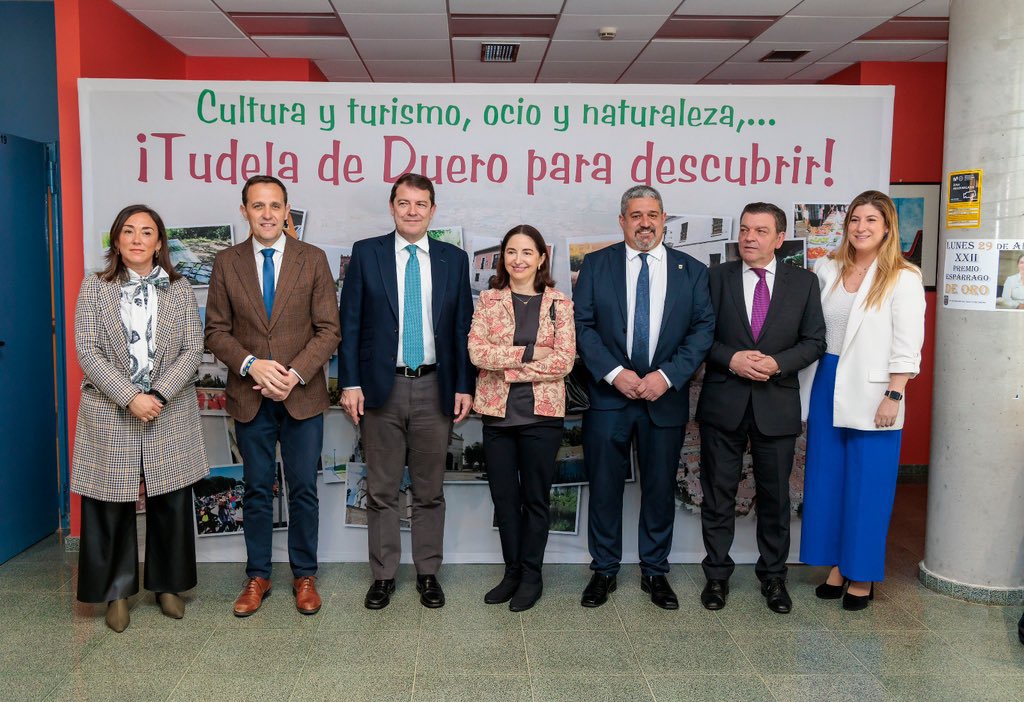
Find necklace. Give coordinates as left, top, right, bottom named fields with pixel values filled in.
left=511, top=291, right=536, bottom=305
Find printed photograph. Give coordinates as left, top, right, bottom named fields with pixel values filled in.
left=663, top=213, right=732, bottom=248
left=315, top=244, right=352, bottom=309
left=200, top=415, right=232, bottom=466
left=286, top=207, right=306, bottom=239
left=428, top=225, right=464, bottom=249
left=793, top=203, right=847, bottom=237
left=469, top=236, right=502, bottom=295
left=726, top=239, right=807, bottom=270
left=321, top=411, right=361, bottom=483
left=805, top=234, right=843, bottom=267
left=443, top=414, right=488, bottom=484
left=567, top=236, right=619, bottom=289
left=491, top=484, right=581, bottom=535
left=192, top=462, right=288, bottom=537
left=677, top=241, right=726, bottom=268
left=344, top=462, right=413, bottom=530
left=167, top=224, right=233, bottom=286
left=196, top=387, right=228, bottom=416
left=552, top=418, right=585, bottom=486
left=996, top=248, right=1024, bottom=310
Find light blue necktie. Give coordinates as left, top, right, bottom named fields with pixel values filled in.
left=403, top=244, right=424, bottom=370
left=261, top=248, right=275, bottom=320
left=631, top=252, right=650, bottom=375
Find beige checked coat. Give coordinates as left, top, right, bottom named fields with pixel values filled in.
left=71, top=274, right=209, bottom=502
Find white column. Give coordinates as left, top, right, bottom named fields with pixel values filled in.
left=921, top=0, right=1024, bottom=603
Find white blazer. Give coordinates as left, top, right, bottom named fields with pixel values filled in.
left=802, top=257, right=926, bottom=431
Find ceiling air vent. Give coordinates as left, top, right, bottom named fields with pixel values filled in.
left=760, top=50, right=809, bottom=63
left=481, top=43, right=521, bottom=63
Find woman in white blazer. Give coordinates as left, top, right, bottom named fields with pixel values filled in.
left=799, top=190, right=925, bottom=611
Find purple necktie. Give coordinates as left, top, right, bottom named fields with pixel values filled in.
left=750, top=267, right=769, bottom=340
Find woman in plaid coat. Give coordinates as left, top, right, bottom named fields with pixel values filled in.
left=72, top=204, right=208, bottom=632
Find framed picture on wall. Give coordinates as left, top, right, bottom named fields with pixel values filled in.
left=890, top=183, right=940, bottom=288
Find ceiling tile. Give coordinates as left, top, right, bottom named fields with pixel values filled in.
left=363, top=59, right=452, bottom=79
left=553, top=14, right=670, bottom=41
left=252, top=36, right=358, bottom=59
left=786, top=61, right=853, bottom=80
left=230, top=12, right=346, bottom=36
left=315, top=58, right=370, bottom=80
left=861, top=17, right=948, bottom=40
left=639, top=38, right=747, bottom=62
left=454, top=60, right=542, bottom=80
left=450, top=15, right=558, bottom=37
left=705, top=61, right=806, bottom=79
left=789, top=0, right=919, bottom=16
left=913, top=44, right=947, bottom=61
left=537, top=60, right=631, bottom=81
left=449, top=0, right=563, bottom=12
left=164, top=36, right=264, bottom=56
left=562, top=0, right=679, bottom=14
left=128, top=10, right=246, bottom=38
left=755, top=15, right=889, bottom=42
left=113, top=0, right=217, bottom=10
left=330, top=0, right=446, bottom=12
left=674, top=0, right=799, bottom=15
left=657, top=16, right=776, bottom=39
left=729, top=40, right=844, bottom=63
left=217, top=0, right=333, bottom=10
left=899, top=0, right=950, bottom=17
left=544, top=40, right=648, bottom=62
left=451, top=37, right=550, bottom=62
left=353, top=38, right=451, bottom=60
left=825, top=39, right=947, bottom=61
left=619, top=61, right=720, bottom=82
left=338, top=13, right=449, bottom=39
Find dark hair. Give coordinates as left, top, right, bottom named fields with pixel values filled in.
left=489, top=224, right=555, bottom=293
left=740, top=202, right=787, bottom=234
left=242, top=175, right=288, bottom=205
left=99, top=204, right=181, bottom=283
left=620, top=185, right=663, bottom=216
left=389, top=172, right=435, bottom=206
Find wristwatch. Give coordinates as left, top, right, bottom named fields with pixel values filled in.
left=883, top=389, right=903, bottom=401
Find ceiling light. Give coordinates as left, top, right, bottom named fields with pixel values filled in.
left=481, top=43, right=520, bottom=63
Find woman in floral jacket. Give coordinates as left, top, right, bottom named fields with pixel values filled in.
left=468, top=224, right=575, bottom=612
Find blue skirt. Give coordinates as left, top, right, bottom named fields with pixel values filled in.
left=799, top=354, right=902, bottom=582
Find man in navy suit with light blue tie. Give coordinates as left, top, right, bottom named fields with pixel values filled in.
left=338, top=173, right=474, bottom=610
left=574, top=185, right=715, bottom=609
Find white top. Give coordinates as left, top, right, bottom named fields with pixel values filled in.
left=394, top=235, right=436, bottom=367
left=999, top=272, right=1024, bottom=308
left=604, top=243, right=672, bottom=388
left=742, top=256, right=778, bottom=323
left=823, top=282, right=856, bottom=355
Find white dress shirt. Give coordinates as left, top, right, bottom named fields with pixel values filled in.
left=741, top=256, right=778, bottom=323
left=604, top=242, right=672, bottom=388
left=395, top=234, right=437, bottom=367
left=240, top=233, right=303, bottom=383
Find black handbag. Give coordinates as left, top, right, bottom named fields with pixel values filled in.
left=550, top=301, right=590, bottom=415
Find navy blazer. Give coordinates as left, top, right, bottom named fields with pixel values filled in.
left=695, top=260, right=826, bottom=436
left=573, top=242, right=715, bottom=427
left=338, top=232, right=475, bottom=415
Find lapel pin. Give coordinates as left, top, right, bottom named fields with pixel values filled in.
left=677, top=264, right=683, bottom=269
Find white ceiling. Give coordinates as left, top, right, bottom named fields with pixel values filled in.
left=109, top=0, right=951, bottom=83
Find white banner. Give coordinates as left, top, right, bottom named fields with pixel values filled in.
left=79, top=79, right=894, bottom=565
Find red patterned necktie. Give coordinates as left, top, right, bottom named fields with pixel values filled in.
left=750, top=267, right=769, bottom=340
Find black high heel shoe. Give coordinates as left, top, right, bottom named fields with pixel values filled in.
left=815, top=577, right=848, bottom=600
left=842, top=582, right=874, bottom=611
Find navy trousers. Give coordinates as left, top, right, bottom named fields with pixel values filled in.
left=234, top=399, right=323, bottom=579
left=583, top=402, right=684, bottom=577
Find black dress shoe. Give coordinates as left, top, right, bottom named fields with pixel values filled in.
left=509, top=582, right=542, bottom=612
left=761, top=577, right=792, bottom=614
left=700, top=579, right=729, bottom=610
left=416, top=574, right=446, bottom=608
left=815, top=578, right=848, bottom=600
left=580, top=573, right=616, bottom=608
left=841, top=583, right=874, bottom=611
left=641, top=574, right=679, bottom=610
left=364, top=579, right=396, bottom=610
left=484, top=575, right=521, bottom=605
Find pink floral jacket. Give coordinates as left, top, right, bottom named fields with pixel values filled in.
left=468, top=287, right=576, bottom=418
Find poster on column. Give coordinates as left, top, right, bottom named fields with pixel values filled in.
left=78, top=80, right=893, bottom=564
left=942, top=239, right=1024, bottom=310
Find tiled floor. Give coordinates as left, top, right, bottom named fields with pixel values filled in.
left=2, top=484, right=1022, bottom=701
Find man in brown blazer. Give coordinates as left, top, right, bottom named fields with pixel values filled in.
left=205, top=175, right=341, bottom=617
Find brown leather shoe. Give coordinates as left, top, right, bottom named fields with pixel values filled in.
left=233, top=577, right=271, bottom=617
left=293, top=576, right=322, bottom=615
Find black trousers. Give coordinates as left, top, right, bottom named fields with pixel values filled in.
left=483, top=421, right=563, bottom=584
left=699, top=403, right=796, bottom=582
left=77, top=484, right=198, bottom=603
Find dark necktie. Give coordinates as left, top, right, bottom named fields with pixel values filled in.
left=750, top=267, right=770, bottom=340
left=631, top=252, right=650, bottom=374
left=261, top=248, right=275, bottom=320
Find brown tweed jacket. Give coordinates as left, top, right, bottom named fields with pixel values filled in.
left=204, top=236, right=341, bottom=423
left=71, top=274, right=209, bottom=502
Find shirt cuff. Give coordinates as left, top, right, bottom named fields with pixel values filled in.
left=657, top=369, right=673, bottom=389
left=603, top=365, right=624, bottom=385
left=289, top=368, right=305, bottom=385
left=342, top=385, right=361, bottom=391
left=240, top=355, right=256, bottom=376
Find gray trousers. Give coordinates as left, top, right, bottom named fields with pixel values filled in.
left=361, top=374, right=451, bottom=580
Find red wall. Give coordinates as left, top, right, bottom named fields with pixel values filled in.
left=826, top=61, right=946, bottom=465
left=55, top=0, right=325, bottom=536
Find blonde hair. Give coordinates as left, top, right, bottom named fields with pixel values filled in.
left=829, top=190, right=919, bottom=309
